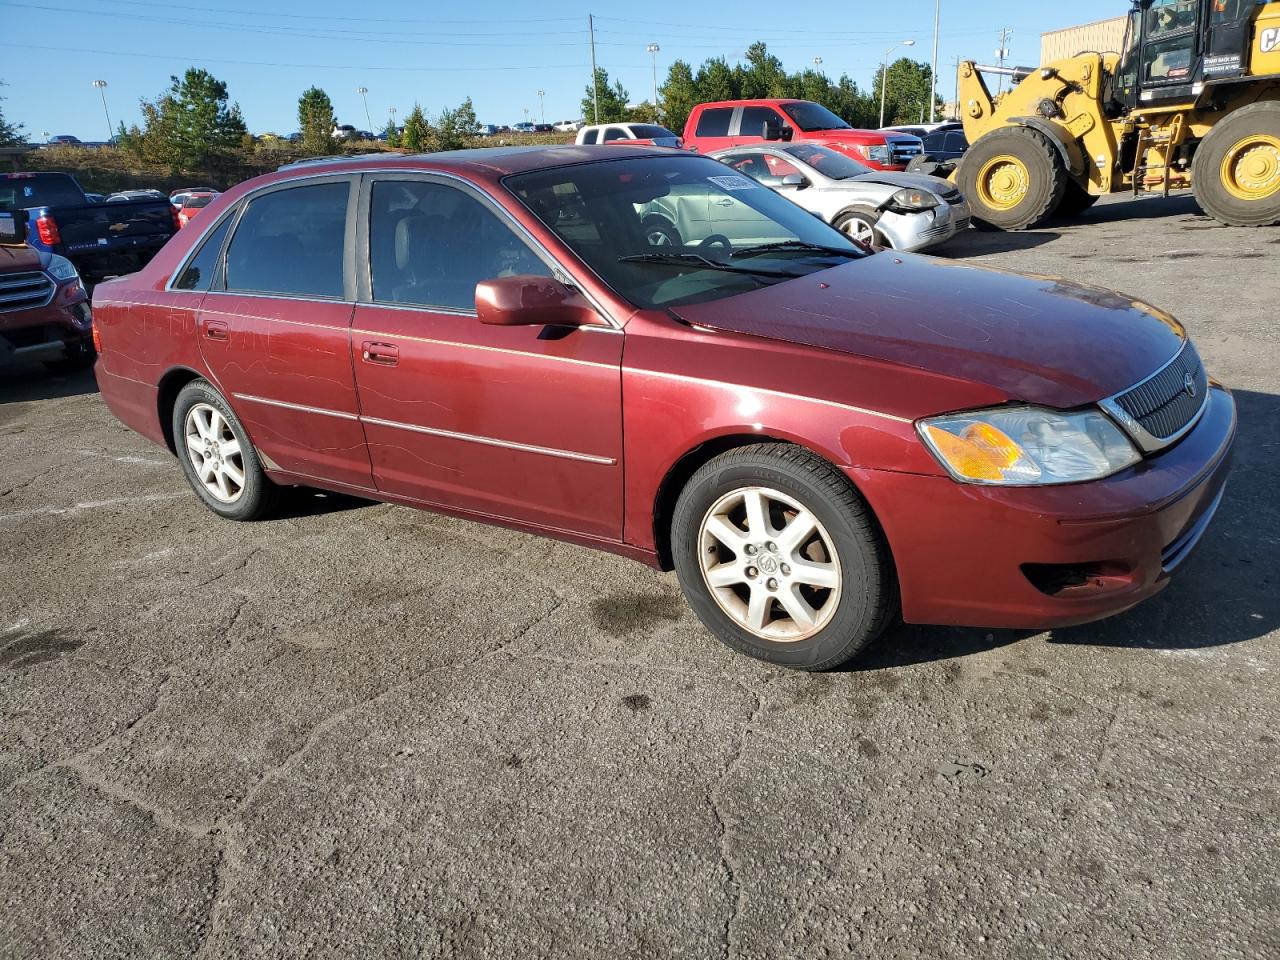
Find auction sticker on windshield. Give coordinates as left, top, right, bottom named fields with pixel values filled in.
left=707, top=175, right=758, bottom=191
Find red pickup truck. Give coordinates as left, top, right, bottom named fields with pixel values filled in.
left=683, top=99, right=921, bottom=172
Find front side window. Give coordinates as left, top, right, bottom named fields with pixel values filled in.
left=224, top=181, right=349, bottom=298
left=368, top=179, right=550, bottom=311
left=506, top=155, right=866, bottom=311
left=602, top=127, right=629, bottom=143
left=738, top=107, right=783, bottom=138
left=173, top=213, right=234, bottom=291
left=781, top=102, right=851, bottom=133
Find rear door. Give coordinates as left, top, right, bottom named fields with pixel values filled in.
left=195, top=175, right=373, bottom=488
left=349, top=173, right=624, bottom=539
left=689, top=107, right=738, bottom=153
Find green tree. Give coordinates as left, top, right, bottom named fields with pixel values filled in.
left=298, top=86, right=337, bottom=156
left=695, top=57, right=738, bottom=103
left=135, top=69, right=245, bottom=169
left=581, top=67, right=628, bottom=124
left=437, top=97, right=477, bottom=150
left=400, top=103, right=432, bottom=152
left=381, top=117, right=400, bottom=148
left=0, top=81, right=23, bottom=147
left=738, top=42, right=789, bottom=99
left=872, top=58, right=941, bottom=126
left=627, top=101, right=659, bottom=123
left=659, top=59, right=698, bottom=134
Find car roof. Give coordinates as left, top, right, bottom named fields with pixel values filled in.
left=273, top=145, right=676, bottom=179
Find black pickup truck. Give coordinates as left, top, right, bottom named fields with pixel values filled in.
left=0, top=171, right=177, bottom=282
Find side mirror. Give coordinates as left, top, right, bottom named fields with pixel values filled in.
left=475, top=275, right=598, bottom=327
left=0, top=208, right=29, bottom=245
left=780, top=173, right=807, bottom=188
left=761, top=119, right=793, bottom=142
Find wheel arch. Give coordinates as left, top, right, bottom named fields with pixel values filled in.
left=156, top=366, right=207, bottom=456
left=1004, top=116, right=1087, bottom=179
left=649, top=431, right=891, bottom=573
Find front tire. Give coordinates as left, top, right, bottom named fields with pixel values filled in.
left=1192, top=102, right=1280, bottom=227
left=671, top=444, right=897, bottom=671
left=958, top=126, right=1068, bottom=231
left=643, top=216, right=682, bottom=247
left=172, top=380, right=278, bottom=521
left=833, top=206, right=887, bottom=249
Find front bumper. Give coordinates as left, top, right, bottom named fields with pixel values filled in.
left=882, top=200, right=971, bottom=252
left=851, top=384, right=1236, bottom=629
left=0, top=281, right=93, bottom=362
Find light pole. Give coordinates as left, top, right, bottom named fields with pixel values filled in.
left=537, top=89, right=546, bottom=124
left=646, top=43, right=660, bottom=121
left=813, top=56, right=823, bottom=70
left=929, top=0, right=941, bottom=122
left=91, top=80, right=113, bottom=144
left=356, top=86, right=372, bottom=135
left=879, top=40, right=915, bottom=128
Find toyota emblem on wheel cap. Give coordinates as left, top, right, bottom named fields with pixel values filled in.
left=1184, top=371, right=1197, bottom=398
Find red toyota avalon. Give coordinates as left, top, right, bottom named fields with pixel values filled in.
left=91, top=147, right=1235, bottom=671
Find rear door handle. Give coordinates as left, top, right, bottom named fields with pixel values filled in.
left=712, top=198, right=734, bottom=206
left=361, top=340, right=399, bottom=366
left=203, top=319, right=229, bottom=341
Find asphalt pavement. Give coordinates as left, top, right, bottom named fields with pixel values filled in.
left=1, top=192, right=1277, bottom=959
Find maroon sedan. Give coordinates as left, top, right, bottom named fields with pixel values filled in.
left=91, top=147, right=1234, bottom=671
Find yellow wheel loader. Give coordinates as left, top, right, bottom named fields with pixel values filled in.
left=954, top=0, right=1280, bottom=230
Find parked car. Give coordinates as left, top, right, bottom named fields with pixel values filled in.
left=684, top=100, right=922, bottom=172
left=706, top=143, right=969, bottom=251
left=533, top=123, right=553, bottom=133
left=91, top=147, right=1234, bottom=671
left=918, top=126, right=969, bottom=163
left=2, top=172, right=177, bottom=282
left=170, top=187, right=219, bottom=208
left=46, top=135, right=82, bottom=146
left=576, top=123, right=683, bottom=148
left=0, top=209, right=94, bottom=372
left=333, top=125, right=359, bottom=140
left=512, top=122, right=537, bottom=134
left=553, top=119, right=583, bottom=132
left=474, top=124, right=501, bottom=137
left=177, top=192, right=216, bottom=228
left=106, top=189, right=168, bottom=203
left=83, top=192, right=105, bottom=204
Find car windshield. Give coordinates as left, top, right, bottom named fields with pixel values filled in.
left=781, top=144, right=871, bottom=179
left=184, top=195, right=213, bottom=209
left=781, top=102, right=852, bottom=133
left=506, top=154, right=867, bottom=310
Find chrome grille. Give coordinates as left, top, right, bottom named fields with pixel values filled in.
left=888, top=138, right=922, bottom=165
left=1106, top=341, right=1209, bottom=451
left=0, top=270, right=55, bottom=313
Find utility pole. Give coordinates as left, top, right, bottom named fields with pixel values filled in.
left=588, top=14, right=600, bottom=124
left=356, top=87, right=372, bottom=135
left=537, top=89, right=546, bottom=124
left=646, top=43, right=660, bottom=121
left=929, top=0, right=941, bottom=123
left=995, top=27, right=1012, bottom=96
left=91, top=80, right=113, bottom=144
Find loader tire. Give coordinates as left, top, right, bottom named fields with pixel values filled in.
left=1055, top=180, right=1101, bottom=219
left=958, top=127, right=1068, bottom=231
left=1192, top=102, right=1280, bottom=227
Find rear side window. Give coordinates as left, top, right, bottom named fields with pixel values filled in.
left=602, top=127, right=629, bottom=142
left=946, top=132, right=968, bottom=152
left=224, top=181, right=349, bottom=298
left=580, top=128, right=598, bottom=145
left=173, top=213, right=234, bottom=291
left=694, top=108, right=733, bottom=137
left=368, top=179, right=550, bottom=311
left=738, top=107, right=781, bottom=138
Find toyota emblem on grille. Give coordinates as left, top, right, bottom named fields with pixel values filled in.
left=1184, top=371, right=1197, bottom=398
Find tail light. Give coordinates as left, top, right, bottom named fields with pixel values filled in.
left=91, top=319, right=102, bottom=353
left=171, top=205, right=182, bottom=232
left=36, top=213, right=61, bottom=245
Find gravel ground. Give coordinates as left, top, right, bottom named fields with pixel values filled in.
left=1, top=192, right=1277, bottom=959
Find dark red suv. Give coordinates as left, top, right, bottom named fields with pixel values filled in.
left=92, top=147, right=1234, bottom=671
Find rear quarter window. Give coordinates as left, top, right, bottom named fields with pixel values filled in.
left=173, top=213, right=234, bottom=291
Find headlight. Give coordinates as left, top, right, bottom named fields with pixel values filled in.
left=46, top=254, right=79, bottom=282
left=890, top=188, right=940, bottom=210
left=855, top=144, right=892, bottom=164
left=918, top=406, right=1140, bottom=485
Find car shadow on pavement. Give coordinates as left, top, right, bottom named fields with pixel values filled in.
left=0, top=363, right=99, bottom=405
left=853, top=387, right=1279, bottom=670
left=941, top=231, right=1060, bottom=259
left=271, top=487, right=376, bottom=520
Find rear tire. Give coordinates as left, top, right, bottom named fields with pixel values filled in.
left=671, top=444, right=897, bottom=672
left=1192, top=102, right=1280, bottom=227
left=958, top=126, right=1068, bottom=231
left=172, top=380, right=278, bottom=521
left=1054, top=180, right=1100, bottom=220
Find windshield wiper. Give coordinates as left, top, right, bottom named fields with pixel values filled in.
left=617, top=252, right=803, bottom=279
left=730, top=240, right=863, bottom=260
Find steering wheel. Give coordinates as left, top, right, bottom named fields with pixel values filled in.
left=698, top=234, right=732, bottom=252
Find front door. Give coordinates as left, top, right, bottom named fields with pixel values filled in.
left=196, top=176, right=373, bottom=489
left=349, top=174, right=624, bottom=540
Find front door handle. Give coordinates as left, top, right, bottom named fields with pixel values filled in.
left=712, top=198, right=734, bottom=207
left=361, top=340, right=399, bottom=366
left=203, top=319, right=230, bottom=341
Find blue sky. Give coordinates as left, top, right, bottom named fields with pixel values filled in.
left=2, top=0, right=1124, bottom=139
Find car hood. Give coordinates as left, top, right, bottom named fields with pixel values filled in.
left=849, top=171, right=954, bottom=194
left=671, top=253, right=1186, bottom=411
left=0, top=242, right=44, bottom=273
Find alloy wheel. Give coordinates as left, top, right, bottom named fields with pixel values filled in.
left=840, top=216, right=878, bottom=246
left=697, top=486, right=842, bottom=642
left=184, top=403, right=246, bottom=504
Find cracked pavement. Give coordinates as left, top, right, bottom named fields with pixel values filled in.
left=2, top=194, right=1278, bottom=959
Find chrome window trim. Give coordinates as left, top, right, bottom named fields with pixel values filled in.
left=349, top=326, right=621, bottom=368
left=1099, top=339, right=1208, bottom=454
